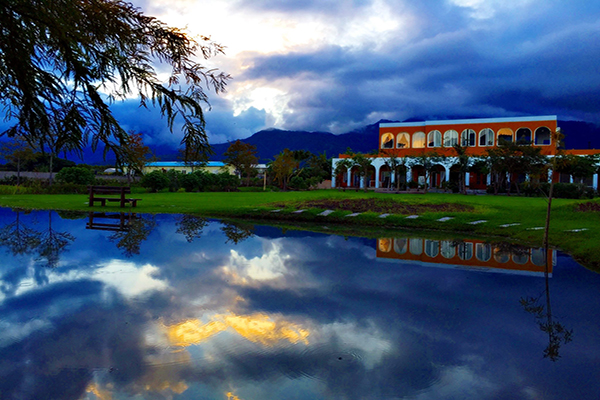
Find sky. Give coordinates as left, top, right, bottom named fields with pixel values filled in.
left=107, top=0, right=600, bottom=148
left=1, top=209, right=600, bottom=399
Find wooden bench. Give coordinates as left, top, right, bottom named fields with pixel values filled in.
left=86, top=211, right=138, bottom=231
left=88, top=186, right=141, bottom=208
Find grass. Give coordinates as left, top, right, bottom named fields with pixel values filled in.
left=0, top=189, right=599, bottom=271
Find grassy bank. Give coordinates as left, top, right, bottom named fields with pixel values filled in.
left=0, top=189, right=598, bottom=271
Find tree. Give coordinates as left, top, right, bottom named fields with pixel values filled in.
left=333, top=158, right=354, bottom=187
left=271, top=149, right=298, bottom=190
left=351, top=153, right=374, bottom=190
left=408, top=152, right=443, bottom=193
left=223, top=140, right=258, bottom=186
left=122, top=132, right=153, bottom=181
left=452, top=144, right=470, bottom=195
left=0, top=136, right=35, bottom=185
left=381, top=150, right=407, bottom=191
left=0, top=0, right=229, bottom=164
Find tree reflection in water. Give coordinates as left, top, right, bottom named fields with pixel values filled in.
left=36, top=211, right=75, bottom=269
left=175, top=215, right=208, bottom=243
left=0, top=208, right=41, bottom=256
left=108, top=215, right=157, bottom=257
left=221, top=222, right=254, bottom=244
left=520, top=249, right=573, bottom=362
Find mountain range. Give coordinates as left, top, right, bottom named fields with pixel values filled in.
left=205, top=119, right=600, bottom=164
left=4, top=119, right=599, bottom=165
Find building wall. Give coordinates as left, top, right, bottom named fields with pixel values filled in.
left=378, top=116, right=558, bottom=157
left=142, top=162, right=235, bottom=175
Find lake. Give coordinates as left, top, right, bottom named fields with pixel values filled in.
left=0, top=208, right=599, bottom=400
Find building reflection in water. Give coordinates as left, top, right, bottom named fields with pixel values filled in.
left=376, top=237, right=555, bottom=276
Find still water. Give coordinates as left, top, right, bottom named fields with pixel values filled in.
left=0, top=208, right=599, bottom=400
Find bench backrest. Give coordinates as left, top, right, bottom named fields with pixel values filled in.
left=89, top=186, right=131, bottom=195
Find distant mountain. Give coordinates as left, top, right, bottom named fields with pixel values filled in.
left=5, top=118, right=598, bottom=165
left=207, top=121, right=387, bottom=163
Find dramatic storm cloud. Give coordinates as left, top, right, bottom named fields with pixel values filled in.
left=115, top=0, right=600, bottom=147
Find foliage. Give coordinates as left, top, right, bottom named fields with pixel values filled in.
left=175, top=215, right=208, bottom=242
left=0, top=0, right=229, bottom=165
left=179, top=173, right=200, bottom=192
left=223, top=140, right=259, bottom=186
left=55, top=167, right=95, bottom=185
left=351, top=153, right=374, bottom=190
left=271, top=149, right=298, bottom=190
left=192, top=170, right=240, bottom=192
left=408, top=151, right=444, bottom=193
left=165, top=170, right=183, bottom=192
left=380, top=150, right=407, bottom=190
left=122, top=132, right=153, bottom=178
left=484, top=141, right=547, bottom=195
left=140, top=171, right=170, bottom=192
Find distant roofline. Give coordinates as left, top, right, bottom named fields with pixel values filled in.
left=380, top=115, right=557, bottom=128
left=146, top=161, right=226, bottom=167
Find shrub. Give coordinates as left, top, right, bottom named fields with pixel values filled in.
left=165, top=170, right=183, bottom=192
left=289, top=176, right=308, bottom=190
left=55, top=166, right=95, bottom=185
left=179, top=173, right=200, bottom=192
left=140, top=171, right=170, bottom=192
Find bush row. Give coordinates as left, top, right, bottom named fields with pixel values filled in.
left=140, top=170, right=240, bottom=192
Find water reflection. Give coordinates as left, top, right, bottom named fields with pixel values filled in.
left=377, top=237, right=555, bottom=276
left=0, top=208, right=599, bottom=400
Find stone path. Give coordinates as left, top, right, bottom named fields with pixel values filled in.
left=500, top=223, right=521, bottom=228
left=469, top=220, right=487, bottom=225
left=379, top=213, right=390, bottom=218
left=293, top=209, right=306, bottom=214
left=318, top=209, right=334, bottom=216
left=345, top=212, right=362, bottom=217
left=271, top=209, right=282, bottom=213
left=437, top=217, right=454, bottom=222
left=406, top=215, right=419, bottom=219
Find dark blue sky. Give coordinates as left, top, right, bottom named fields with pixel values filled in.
left=109, top=0, right=600, bottom=148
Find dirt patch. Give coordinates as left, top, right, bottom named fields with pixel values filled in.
left=575, top=202, right=600, bottom=212
left=272, top=198, right=473, bottom=215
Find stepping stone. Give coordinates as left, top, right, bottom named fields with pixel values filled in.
left=293, top=209, right=306, bottom=214
left=566, top=228, right=588, bottom=232
left=500, top=223, right=521, bottom=228
left=527, top=227, right=545, bottom=230
left=406, top=215, right=419, bottom=219
left=271, top=209, right=282, bottom=213
left=437, top=217, right=454, bottom=222
left=379, top=213, right=390, bottom=218
left=318, top=209, right=334, bottom=216
left=345, top=212, right=361, bottom=217
left=469, top=220, right=487, bottom=225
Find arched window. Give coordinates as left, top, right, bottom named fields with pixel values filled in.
left=410, top=238, right=423, bottom=255
left=516, top=128, right=532, bottom=144
left=493, top=248, right=509, bottom=263
left=479, top=128, right=494, bottom=146
left=461, top=129, right=476, bottom=147
left=381, top=133, right=394, bottom=149
left=497, top=128, right=513, bottom=144
left=512, top=252, right=529, bottom=265
left=458, top=242, right=473, bottom=260
left=476, top=243, right=492, bottom=262
left=397, top=133, right=410, bottom=149
left=378, top=238, right=392, bottom=252
left=413, top=132, right=426, bottom=148
left=531, top=248, right=546, bottom=266
left=535, top=127, right=551, bottom=145
left=425, top=240, right=439, bottom=258
left=440, top=241, right=456, bottom=259
left=394, top=238, right=408, bottom=254
left=443, top=130, right=459, bottom=147
left=428, top=130, right=442, bottom=147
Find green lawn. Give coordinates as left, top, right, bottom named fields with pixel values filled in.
left=1, top=189, right=599, bottom=271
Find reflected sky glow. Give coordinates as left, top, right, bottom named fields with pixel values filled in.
left=0, top=209, right=599, bottom=400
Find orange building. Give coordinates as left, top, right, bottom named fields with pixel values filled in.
left=332, top=115, right=600, bottom=190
